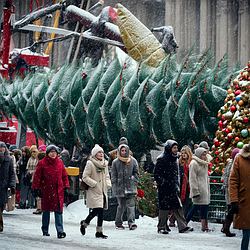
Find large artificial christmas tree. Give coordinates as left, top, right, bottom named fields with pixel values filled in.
left=211, top=62, right=250, bottom=175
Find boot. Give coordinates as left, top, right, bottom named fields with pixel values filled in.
left=201, top=219, right=212, bottom=232
left=80, top=220, right=89, bottom=235
left=221, top=219, right=236, bottom=237
left=0, top=209, right=3, bottom=232
left=95, top=226, right=108, bottom=239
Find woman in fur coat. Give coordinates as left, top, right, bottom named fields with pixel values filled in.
left=186, top=147, right=211, bottom=232
left=80, top=144, right=111, bottom=239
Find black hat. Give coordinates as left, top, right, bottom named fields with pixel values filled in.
left=46, top=145, right=58, bottom=155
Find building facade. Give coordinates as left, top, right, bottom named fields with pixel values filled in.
left=166, top=0, right=250, bottom=68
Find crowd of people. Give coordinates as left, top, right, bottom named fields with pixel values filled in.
left=0, top=138, right=249, bottom=249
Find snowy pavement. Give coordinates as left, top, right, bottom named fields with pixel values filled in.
left=0, top=200, right=242, bottom=250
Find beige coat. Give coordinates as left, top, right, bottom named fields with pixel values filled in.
left=83, top=156, right=111, bottom=210
left=27, top=156, right=38, bottom=182
left=229, top=145, right=250, bottom=230
left=189, top=155, right=210, bottom=205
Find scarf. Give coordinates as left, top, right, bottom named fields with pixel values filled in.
left=180, top=160, right=191, bottom=203
left=118, top=155, right=131, bottom=165
left=90, top=156, right=107, bottom=172
left=45, top=155, right=58, bottom=165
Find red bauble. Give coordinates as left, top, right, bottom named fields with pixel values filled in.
left=235, top=137, right=240, bottom=142
left=235, top=89, right=242, bottom=95
left=215, top=151, right=219, bottom=156
left=231, top=106, right=236, bottom=112
left=243, top=117, right=249, bottom=123
left=214, top=139, right=219, bottom=146
left=221, top=179, right=224, bottom=183
left=225, top=128, right=229, bottom=134
left=213, top=180, right=217, bottom=183
left=227, top=134, right=233, bottom=140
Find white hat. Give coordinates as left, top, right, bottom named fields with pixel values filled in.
left=91, top=144, right=104, bottom=157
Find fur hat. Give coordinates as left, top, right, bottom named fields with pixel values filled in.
left=38, top=145, right=47, bottom=152
left=46, top=145, right=58, bottom=155
left=30, top=145, right=38, bottom=153
left=119, top=137, right=128, bottom=145
left=91, top=144, right=104, bottom=157
left=198, top=141, right=210, bottom=151
left=194, top=147, right=207, bottom=159
left=21, top=146, right=31, bottom=157
left=231, top=148, right=240, bottom=160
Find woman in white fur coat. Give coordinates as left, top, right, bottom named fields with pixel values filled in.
left=185, top=147, right=211, bottom=232
left=80, top=144, right=111, bottom=239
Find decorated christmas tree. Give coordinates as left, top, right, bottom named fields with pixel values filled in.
left=134, top=167, right=158, bottom=217
left=211, top=62, right=250, bottom=175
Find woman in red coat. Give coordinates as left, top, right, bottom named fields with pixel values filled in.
left=32, top=145, right=70, bottom=238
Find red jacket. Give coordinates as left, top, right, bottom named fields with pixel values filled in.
left=32, top=155, right=70, bottom=212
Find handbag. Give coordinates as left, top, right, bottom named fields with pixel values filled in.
left=5, top=194, right=16, bottom=212
left=79, top=179, right=89, bottom=191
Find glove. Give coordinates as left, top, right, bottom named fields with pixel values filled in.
left=34, top=189, right=42, bottom=198
left=11, top=186, right=16, bottom=195
left=231, top=202, right=239, bottom=214
left=64, top=189, right=69, bottom=197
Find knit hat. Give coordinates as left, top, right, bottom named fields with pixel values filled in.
left=38, top=145, right=47, bottom=152
left=198, top=141, right=210, bottom=151
left=9, top=145, right=18, bottom=151
left=91, top=144, right=104, bottom=157
left=46, top=145, right=58, bottom=155
left=119, top=137, right=128, bottom=145
left=61, top=149, right=70, bottom=156
left=30, top=145, right=38, bottom=153
left=231, top=148, right=240, bottom=160
left=194, top=147, right=207, bottom=159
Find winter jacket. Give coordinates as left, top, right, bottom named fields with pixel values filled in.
left=222, top=159, right=233, bottom=205
left=111, top=155, right=139, bottom=198
left=154, top=140, right=181, bottom=210
left=0, top=143, right=16, bottom=207
left=189, top=155, right=210, bottom=205
left=32, top=155, right=70, bottom=212
left=229, top=145, right=250, bottom=230
left=16, top=147, right=30, bottom=176
left=82, top=156, right=111, bottom=209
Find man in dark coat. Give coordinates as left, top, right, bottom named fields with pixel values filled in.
left=0, top=141, right=16, bottom=232
left=154, top=140, right=192, bottom=234
left=32, top=145, right=70, bottom=238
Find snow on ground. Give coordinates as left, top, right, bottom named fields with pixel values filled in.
left=0, top=200, right=241, bottom=250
